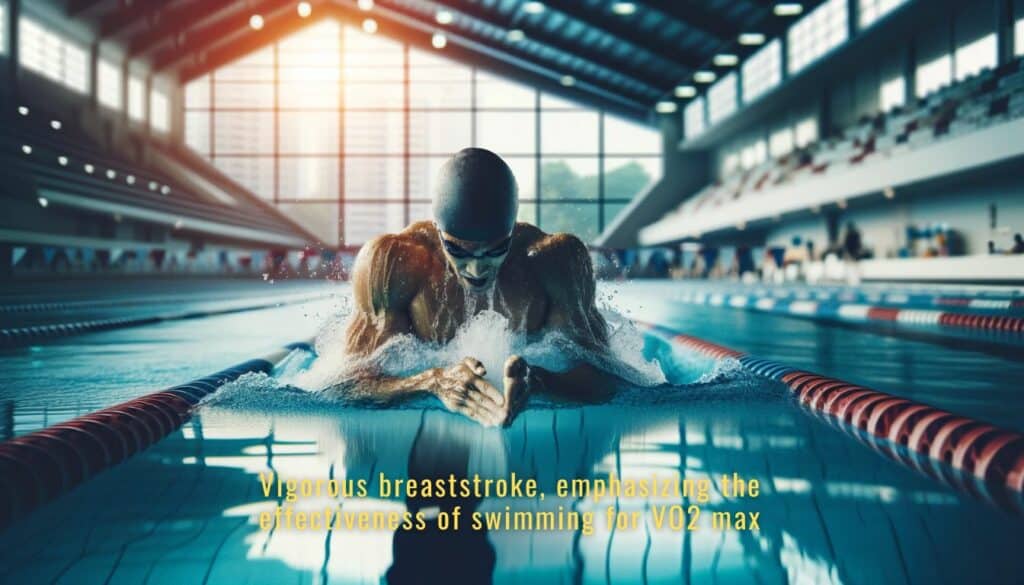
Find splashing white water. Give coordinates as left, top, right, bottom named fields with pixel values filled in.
left=281, top=301, right=666, bottom=395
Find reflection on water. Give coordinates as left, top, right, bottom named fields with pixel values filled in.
left=1, top=377, right=1022, bottom=584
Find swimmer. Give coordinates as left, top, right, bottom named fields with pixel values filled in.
left=342, top=147, right=619, bottom=427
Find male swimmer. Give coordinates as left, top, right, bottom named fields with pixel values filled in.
left=342, top=147, right=620, bottom=427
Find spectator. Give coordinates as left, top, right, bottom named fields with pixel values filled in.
left=843, top=222, right=863, bottom=260
left=1012, top=233, right=1024, bottom=254
left=988, top=240, right=999, bottom=255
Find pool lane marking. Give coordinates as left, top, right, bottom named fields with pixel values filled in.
left=636, top=320, right=1024, bottom=517
left=0, top=293, right=333, bottom=348
left=0, top=343, right=313, bottom=531
left=668, top=291, right=1024, bottom=333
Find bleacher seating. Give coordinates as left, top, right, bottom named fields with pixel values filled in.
left=0, top=103, right=314, bottom=246
left=661, top=57, right=1024, bottom=227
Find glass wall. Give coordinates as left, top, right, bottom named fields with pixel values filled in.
left=787, top=0, right=848, bottom=75
left=18, top=17, right=89, bottom=93
left=183, top=20, right=661, bottom=246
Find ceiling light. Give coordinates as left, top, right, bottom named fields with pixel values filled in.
left=84, top=164, right=95, bottom=174
left=655, top=101, right=677, bottom=114
left=249, top=14, right=264, bottom=30
left=611, top=2, right=636, bottom=15
left=38, top=197, right=49, bottom=208
left=523, top=1, right=545, bottom=15
left=21, top=145, right=32, bottom=155
left=883, top=186, right=895, bottom=199
left=713, top=54, right=739, bottom=67
left=506, top=29, right=526, bottom=42
left=58, top=156, right=68, bottom=166
left=435, top=10, right=453, bottom=24
left=126, top=175, right=136, bottom=185
left=431, top=32, right=447, bottom=49
left=362, top=17, right=378, bottom=33
left=560, top=75, right=576, bottom=86
left=106, top=169, right=117, bottom=180
left=694, top=70, right=716, bottom=83
left=774, top=3, right=803, bottom=16
left=149, top=181, right=159, bottom=191
left=174, top=219, right=184, bottom=229
left=297, top=2, right=312, bottom=18
left=50, top=120, right=62, bottom=130
left=358, top=0, right=374, bottom=10
left=162, top=185, right=172, bottom=195
left=18, top=106, right=29, bottom=116
left=674, top=85, right=697, bottom=98
left=738, top=32, right=766, bottom=45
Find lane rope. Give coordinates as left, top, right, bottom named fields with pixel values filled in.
left=638, top=321, right=1024, bottom=516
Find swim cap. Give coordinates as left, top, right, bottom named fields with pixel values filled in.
left=433, top=148, right=518, bottom=242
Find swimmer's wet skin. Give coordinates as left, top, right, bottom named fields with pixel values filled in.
left=337, top=148, right=623, bottom=426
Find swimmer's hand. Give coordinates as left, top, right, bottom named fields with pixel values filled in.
left=430, top=357, right=506, bottom=427
left=501, top=356, right=536, bottom=427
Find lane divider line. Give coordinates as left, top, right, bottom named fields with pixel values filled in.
left=0, top=342, right=314, bottom=531
left=0, top=293, right=331, bottom=348
left=666, top=291, right=1024, bottom=333
left=638, top=321, right=1024, bottom=516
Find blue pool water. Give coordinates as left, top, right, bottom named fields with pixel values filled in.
left=1, top=280, right=1022, bottom=584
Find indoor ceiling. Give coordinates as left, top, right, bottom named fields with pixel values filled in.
left=65, top=0, right=825, bottom=121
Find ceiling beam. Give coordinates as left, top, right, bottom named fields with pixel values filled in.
left=123, top=0, right=242, bottom=56
left=66, top=0, right=118, bottom=18
left=99, top=0, right=202, bottom=38
left=151, top=0, right=294, bottom=71
left=175, top=4, right=652, bottom=121
left=539, top=0, right=708, bottom=67
left=630, top=0, right=743, bottom=41
left=376, top=0, right=672, bottom=94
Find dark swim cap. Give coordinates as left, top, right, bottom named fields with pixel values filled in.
left=433, top=148, right=518, bottom=242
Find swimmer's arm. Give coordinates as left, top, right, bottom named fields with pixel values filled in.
left=341, top=234, right=432, bottom=402
left=532, top=234, right=618, bottom=402
left=340, top=237, right=505, bottom=424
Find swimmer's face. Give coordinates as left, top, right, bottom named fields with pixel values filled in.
left=437, top=229, right=512, bottom=291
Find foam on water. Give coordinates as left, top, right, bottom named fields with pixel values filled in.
left=199, top=288, right=765, bottom=413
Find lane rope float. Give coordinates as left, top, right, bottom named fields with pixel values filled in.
left=638, top=321, right=1024, bottom=516
left=0, top=341, right=315, bottom=531
left=667, top=290, right=1024, bottom=334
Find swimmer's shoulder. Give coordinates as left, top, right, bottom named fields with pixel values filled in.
left=353, top=226, right=437, bottom=303
left=521, top=224, right=589, bottom=263
left=519, top=224, right=593, bottom=287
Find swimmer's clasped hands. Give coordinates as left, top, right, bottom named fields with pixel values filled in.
left=428, top=355, right=535, bottom=427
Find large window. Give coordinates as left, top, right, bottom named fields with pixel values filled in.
left=128, top=76, right=146, bottom=122
left=684, top=97, right=706, bottom=140
left=184, top=20, right=660, bottom=246
left=858, top=0, right=906, bottom=29
left=795, top=117, right=818, bottom=148
left=1017, top=18, right=1024, bottom=56
left=18, top=17, right=89, bottom=93
left=97, top=59, right=122, bottom=111
left=879, top=74, right=905, bottom=112
left=954, top=34, right=996, bottom=82
left=150, top=88, right=169, bottom=133
left=916, top=54, right=952, bottom=98
left=741, top=39, right=782, bottom=103
left=0, top=4, right=6, bottom=56
left=769, top=127, right=794, bottom=158
left=787, top=0, right=848, bottom=75
left=707, top=73, right=738, bottom=124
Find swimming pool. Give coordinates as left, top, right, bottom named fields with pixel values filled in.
left=1, top=280, right=1022, bottom=584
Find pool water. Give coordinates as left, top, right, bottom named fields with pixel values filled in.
left=1, top=281, right=1022, bottom=584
